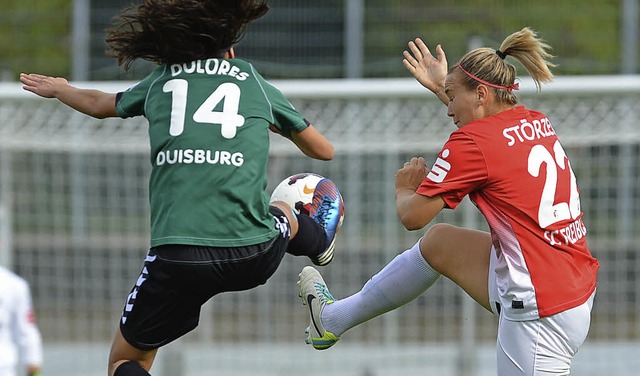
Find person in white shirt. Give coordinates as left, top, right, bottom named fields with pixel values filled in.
left=0, top=266, right=43, bottom=376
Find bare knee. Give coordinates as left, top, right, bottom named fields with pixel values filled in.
left=419, top=223, right=457, bottom=272
left=419, top=224, right=492, bottom=310
left=108, top=328, right=156, bottom=376
left=419, top=223, right=492, bottom=277
left=109, top=360, right=130, bottom=376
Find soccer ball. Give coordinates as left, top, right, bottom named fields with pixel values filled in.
left=270, top=172, right=345, bottom=264
left=270, top=172, right=338, bottom=216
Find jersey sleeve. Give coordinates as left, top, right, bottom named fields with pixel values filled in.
left=12, top=279, right=43, bottom=367
left=116, top=66, right=165, bottom=118
left=417, top=131, right=488, bottom=209
left=253, top=71, right=309, bottom=138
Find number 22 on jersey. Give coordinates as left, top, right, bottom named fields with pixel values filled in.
left=163, top=80, right=245, bottom=139
left=528, top=140, right=581, bottom=228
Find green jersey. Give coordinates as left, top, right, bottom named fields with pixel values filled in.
left=116, top=58, right=308, bottom=247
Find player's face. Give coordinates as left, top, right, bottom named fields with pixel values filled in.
left=444, top=71, right=478, bottom=128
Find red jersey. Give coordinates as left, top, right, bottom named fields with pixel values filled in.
left=417, top=106, right=599, bottom=320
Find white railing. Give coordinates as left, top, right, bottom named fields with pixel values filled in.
left=1, top=77, right=639, bottom=375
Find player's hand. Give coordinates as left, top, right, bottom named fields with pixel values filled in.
left=395, top=157, right=428, bottom=192
left=402, top=38, right=448, bottom=98
left=20, top=73, right=69, bottom=99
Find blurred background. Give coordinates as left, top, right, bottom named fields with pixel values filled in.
left=0, top=1, right=639, bottom=375
left=1, top=0, right=638, bottom=81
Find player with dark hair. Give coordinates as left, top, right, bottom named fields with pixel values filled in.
left=299, top=27, right=599, bottom=375
left=20, top=1, right=344, bottom=375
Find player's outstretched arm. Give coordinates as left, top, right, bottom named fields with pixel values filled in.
left=402, top=38, right=449, bottom=106
left=20, top=73, right=117, bottom=119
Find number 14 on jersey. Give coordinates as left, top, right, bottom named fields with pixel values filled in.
left=163, top=80, right=245, bottom=139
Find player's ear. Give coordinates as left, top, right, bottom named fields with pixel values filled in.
left=476, top=85, right=489, bottom=104
left=227, top=47, right=236, bottom=59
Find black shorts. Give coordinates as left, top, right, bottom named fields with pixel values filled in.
left=119, top=206, right=291, bottom=350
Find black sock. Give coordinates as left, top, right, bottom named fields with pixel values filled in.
left=114, top=361, right=151, bottom=376
left=287, top=213, right=327, bottom=257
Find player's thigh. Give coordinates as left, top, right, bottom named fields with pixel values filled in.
left=497, top=318, right=571, bottom=376
left=496, top=292, right=594, bottom=376
left=420, top=223, right=492, bottom=311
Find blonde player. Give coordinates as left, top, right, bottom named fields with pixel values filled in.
left=299, top=27, right=599, bottom=375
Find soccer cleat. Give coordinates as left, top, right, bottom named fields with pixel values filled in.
left=308, top=178, right=344, bottom=266
left=298, top=266, right=340, bottom=350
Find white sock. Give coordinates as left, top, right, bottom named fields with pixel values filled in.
left=322, top=240, right=442, bottom=337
